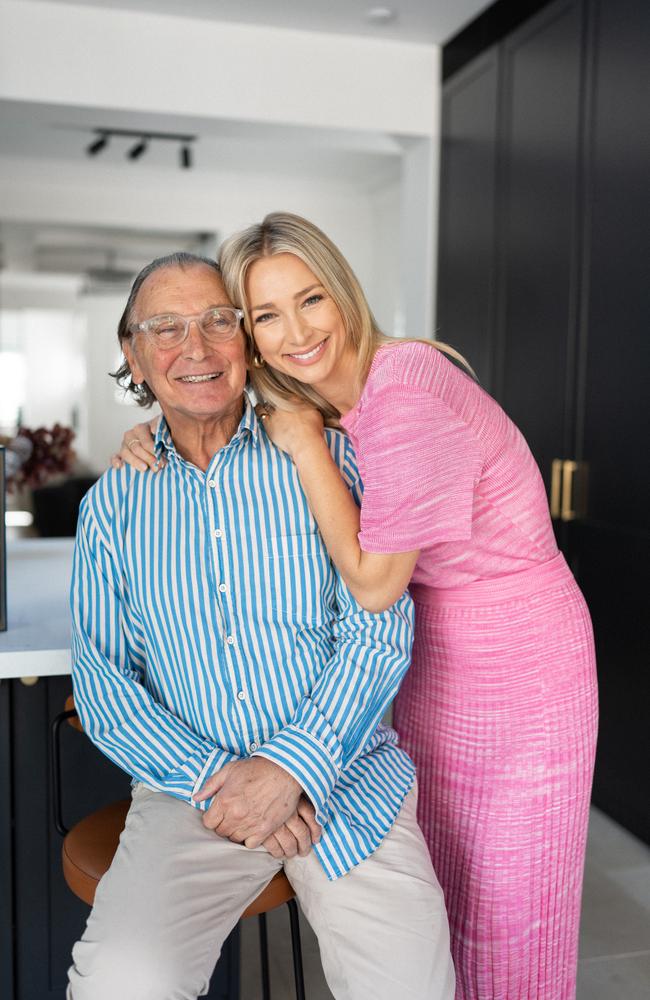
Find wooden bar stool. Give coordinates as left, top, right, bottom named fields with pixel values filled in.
left=52, top=696, right=306, bottom=1000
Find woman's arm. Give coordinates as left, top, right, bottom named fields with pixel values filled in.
left=261, top=408, right=419, bottom=612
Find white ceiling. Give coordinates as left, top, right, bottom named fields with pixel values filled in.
left=0, top=99, right=404, bottom=184
left=26, top=0, right=491, bottom=45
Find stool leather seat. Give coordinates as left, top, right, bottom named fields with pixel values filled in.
left=242, top=869, right=296, bottom=917
left=61, top=796, right=296, bottom=918
left=62, top=799, right=130, bottom=905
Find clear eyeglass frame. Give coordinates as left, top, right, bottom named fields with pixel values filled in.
left=130, top=307, right=245, bottom=349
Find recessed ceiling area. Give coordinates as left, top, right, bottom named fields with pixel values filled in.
left=0, top=99, right=403, bottom=185
left=0, top=220, right=216, bottom=291
left=25, top=0, right=492, bottom=45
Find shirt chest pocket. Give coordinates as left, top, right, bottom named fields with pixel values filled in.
left=265, top=532, right=332, bottom=627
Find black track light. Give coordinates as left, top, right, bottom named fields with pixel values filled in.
left=128, top=138, right=148, bottom=160
left=84, top=128, right=196, bottom=169
left=87, top=132, right=109, bottom=156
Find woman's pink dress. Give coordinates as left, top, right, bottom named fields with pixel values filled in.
left=340, top=342, right=598, bottom=1000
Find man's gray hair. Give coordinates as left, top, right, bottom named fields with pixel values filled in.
left=111, top=252, right=221, bottom=408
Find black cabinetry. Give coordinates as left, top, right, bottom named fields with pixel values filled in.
left=571, top=0, right=650, bottom=839
left=437, top=0, right=650, bottom=841
left=437, top=48, right=500, bottom=389
left=2, top=676, right=239, bottom=999
left=496, top=0, right=584, bottom=489
left=1, top=681, right=14, bottom=1000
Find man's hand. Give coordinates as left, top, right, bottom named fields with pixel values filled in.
left=194, top=757, right=303, bottom=848
left=261, top=797, right=322, bottom=859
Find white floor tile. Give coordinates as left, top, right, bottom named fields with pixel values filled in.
left=584, top=808, right=650, bottom=873
left=579, top=866, right=650, bottom=959
left=576, top=952, right=650, bottom=1000
left=239, top=905, right=333, bottom=1000
left=579, top=810, right=650, bottom=961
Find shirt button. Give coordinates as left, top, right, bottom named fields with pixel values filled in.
left=218, top=583, right=227, bottom=593
left=226, top=635, right=235, bottom=645
left=208, top=479, right=216, bottom=488
left=249, top=742, right=258, bottom=753
left=214, top=529, right=223, bottom=538
left=237, top=691, right=246, bottom=701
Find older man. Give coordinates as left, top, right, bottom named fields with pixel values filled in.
left=67, top=252, right=454, bottom=1000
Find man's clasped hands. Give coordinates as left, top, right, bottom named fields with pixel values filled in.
left=194, top=757, right=321, bottom=859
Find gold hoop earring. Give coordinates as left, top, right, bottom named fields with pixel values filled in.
left=253, top=352, right=265, bottom=369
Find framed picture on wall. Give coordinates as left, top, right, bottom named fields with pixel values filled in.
left=0, top=446, right=6, bottom=631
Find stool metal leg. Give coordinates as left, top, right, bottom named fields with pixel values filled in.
left=258, top=912, right=271, bottom=1000
left=50, top=708, right=78, bottom=836
left=286, top=898, right=306, bottom=1000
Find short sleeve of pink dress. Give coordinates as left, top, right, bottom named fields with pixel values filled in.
left=340, top=345, right=483, bottom=554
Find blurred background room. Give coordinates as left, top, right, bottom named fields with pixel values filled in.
left=0, top=1, right=648, bottom=998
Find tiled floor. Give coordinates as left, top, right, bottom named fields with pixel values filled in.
left=239, top=807, right=650, bottom=999
left=577, top=808, right=650, bottom=999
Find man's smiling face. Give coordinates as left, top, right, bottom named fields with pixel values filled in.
left=123, top=264, right=248, bottom=433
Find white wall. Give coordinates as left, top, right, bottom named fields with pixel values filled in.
left=396, top=137, right=441, bottom=340
left=0, top=1, right=437, bottom=136
left=82, top=291, right=156, bottom=470
left=368, top=182, right=402, bottom=336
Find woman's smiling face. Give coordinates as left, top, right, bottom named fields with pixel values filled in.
left=246, top=253, right=352, bottom=391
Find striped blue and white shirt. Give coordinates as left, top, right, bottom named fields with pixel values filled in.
left=71, top=395, right=415, bottom=880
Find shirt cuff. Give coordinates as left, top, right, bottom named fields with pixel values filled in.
left=189, top=746, right=238, bottom=812
left=253, top=722, right=341, bottom=826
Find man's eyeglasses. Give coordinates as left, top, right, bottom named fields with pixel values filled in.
left=130, top=307, right=244, bottom=350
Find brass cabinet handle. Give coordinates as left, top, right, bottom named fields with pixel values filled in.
left=550, top=459, right=563, bottom=519
left=561, top=460, right=578, bottom=521
left=550, top=459, right=588, bottom=522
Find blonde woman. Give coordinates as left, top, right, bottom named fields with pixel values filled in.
left=117, top=213, right=598, bottom=1000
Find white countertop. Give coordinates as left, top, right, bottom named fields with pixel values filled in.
left=0, top=538, right=74, bottom=679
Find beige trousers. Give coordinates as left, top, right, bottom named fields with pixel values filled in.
left=67, top=782, right=454, bottom=1000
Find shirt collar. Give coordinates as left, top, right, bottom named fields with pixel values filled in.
left=239, top=391, right=260, bottom=445
left=153, top=390, right=260, bottom=461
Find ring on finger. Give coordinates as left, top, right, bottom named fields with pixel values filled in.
left=126, top=439, right=140, bottom=448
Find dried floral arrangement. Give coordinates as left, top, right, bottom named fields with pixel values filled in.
left=0, top=424, right=76, bottom=492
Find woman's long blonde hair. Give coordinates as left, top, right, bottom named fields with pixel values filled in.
left=219, top=212, right=473, bottom=424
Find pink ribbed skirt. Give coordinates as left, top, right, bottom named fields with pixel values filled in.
left=393, top=555, right=598, bottom=1000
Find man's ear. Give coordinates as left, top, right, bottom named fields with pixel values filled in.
left=122, top=338, right=145, bottom=385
